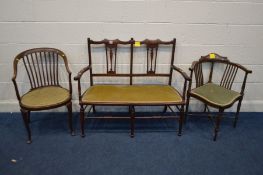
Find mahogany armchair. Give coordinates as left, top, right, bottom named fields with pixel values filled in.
left=12, top=48, right=74, bottom=143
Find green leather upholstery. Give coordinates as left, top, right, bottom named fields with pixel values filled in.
left=191, top=83, right=241, bottom=108
left=82, top=85, right=182, bottom=105
left=21, top=86, right=70, bottom=109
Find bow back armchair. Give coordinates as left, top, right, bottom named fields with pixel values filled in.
left=12, top=48, right=73, bottom=143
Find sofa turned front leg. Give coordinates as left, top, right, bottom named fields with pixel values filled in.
left=130, top=106, right=135, bottom=138
left=92, top=105, right=96, bottom=113
left=80, top=106, right=85, bottom=137
left=163, top=105, right=168, bottom=113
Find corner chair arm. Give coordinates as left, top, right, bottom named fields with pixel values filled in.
left=189, top=61, right=198, bottom=72
left=240, top=69, right=252, bottom=96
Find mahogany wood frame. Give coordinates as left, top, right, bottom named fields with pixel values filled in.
left=12, top=48, right=74, bottom=143
left=185, top=53, right=252, bottom=141
left=74, top=38, right=191, bottom=138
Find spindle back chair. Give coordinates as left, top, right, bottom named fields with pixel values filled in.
left=12, top=48, right=74, bottom=143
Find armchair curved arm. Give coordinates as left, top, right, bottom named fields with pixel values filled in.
left=171, top=65, right=191, bottom=101
left=12, top=58, right=21, bottom=101
left=59, top=52, right=73, bottom=95
left=74, top=65, right=91, bottom=101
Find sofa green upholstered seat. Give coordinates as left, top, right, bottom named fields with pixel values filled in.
left=82, top=85, right=182, bottom=105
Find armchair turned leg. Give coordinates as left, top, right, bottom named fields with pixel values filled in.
left=66, top=101, right=75, bottom=136
left=80, top=106, right=85, bottom=137
left=21, top=109, right=32, bottom=144
left=28, top=111, right=31, bottom=123
left=130, top=106, right=135, bottom=138
left=233, top=99, right=242, bottom=128
left=213, top=109, right=224, bottom=141
left=178, top=105, right=184, bottom=136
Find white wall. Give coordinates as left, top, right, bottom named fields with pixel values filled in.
left=0, top=0, right=262, bottom=112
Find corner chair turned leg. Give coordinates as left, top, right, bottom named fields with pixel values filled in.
left=130, top=106, right=135, bottom=138
left=213, top=109, right=224, bottom=141
left=20, top=109, right=32, bottom=144
left=80, top=105, right=85, bottom=137
left=184, top=95, right=190, bottom=124
left=233, top=99, right=242, bottom=128
left=66, top=101, right=75, bottom=136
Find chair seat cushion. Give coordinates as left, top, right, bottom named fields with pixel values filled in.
left=21, top=86, right=70, bottom=109
left=82, top=85, right=183, bottom=105
left=191, top=83, right=241, bottom=108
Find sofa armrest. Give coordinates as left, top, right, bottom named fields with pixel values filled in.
left=171, top=65, right=191, bottom=81
left=171, top=65, right=191, bottom=101
left=74, top=65, right=91, bottom=101
left=74, top=65, right=91, bottom=81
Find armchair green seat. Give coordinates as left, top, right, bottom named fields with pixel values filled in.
left=20, top=86, right=70, bottom=109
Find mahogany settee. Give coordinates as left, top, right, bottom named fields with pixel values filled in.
left=74, top=38, right=191, bottom=137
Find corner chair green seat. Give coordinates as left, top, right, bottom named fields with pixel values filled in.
left=191, top=83, right=241, bottom=108
left=185, top=53, right=252, bottom=141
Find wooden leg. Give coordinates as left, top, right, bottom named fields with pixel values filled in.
left=20, top=109, right=32, bottom=144
left=92, top=105, right=96, bottom=113
left=163, top=105, right=167, bottom=113
left=233, top=99, right=242, bottom=128
left=130, top=106, right=135, bottom=138
left=28, top=111, right=31, bottom=123
left=178, top=105, right=184, bottom=136
left=203, top=104, right=207, bottom=113
left=80, top=105, right=85, bottom=137
left=184, top=94, right=190, bottom=124
left=213, top=108, right=224, bottom=141
left=66, top=101, right=75, bottom=136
